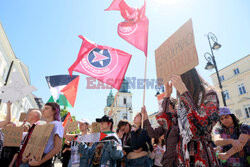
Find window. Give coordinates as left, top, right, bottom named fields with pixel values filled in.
left=238, top=84, right=247, bottom=95
left=234, top=68, right=240, bottom=75
left=219, top=75, right=225, bottom=82
left=244, top=105, right=250, bottom=118
left=223, top=90, right=229, bottom=100
left=123, top=98, right=127, bottom=105
left=122, top=113, right=128, bottom=119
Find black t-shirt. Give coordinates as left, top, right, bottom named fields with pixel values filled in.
left=0, top=146, right=19, bottom=167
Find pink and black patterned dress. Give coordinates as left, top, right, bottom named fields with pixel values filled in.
left=163, top=89, right=220, bottom=167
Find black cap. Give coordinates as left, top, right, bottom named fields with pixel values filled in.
left=96, top=115, right=113, bottom=124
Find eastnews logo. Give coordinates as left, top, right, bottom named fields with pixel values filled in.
left=86, top=77, right=164, bottom=90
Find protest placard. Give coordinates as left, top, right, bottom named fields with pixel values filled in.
left=19, top=113, right=27, bottom=122
left=2, top=126, right=23, bottom=147
left=155, top=19, right=199, bottom=84
left=23, top=124, right=54, bottom=161
left=65, top=121, right=78, bottom=133
left=91, top=122, right=100, bottom=133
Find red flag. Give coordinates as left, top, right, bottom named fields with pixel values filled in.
left=105, top=0, right=122, bottom=11
left=61, top=76, right=80, bottom=107
left=68, top=35, right=132, bottom=90
left=117, top=0, right=148, bottom=56
left=62, top=112, right=72, bottom=127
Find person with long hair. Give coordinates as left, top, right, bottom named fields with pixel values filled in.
left=142, top=94, right=178, bottom=167
left=124, top=113, right=152, bottom=167
left=160, top=68, right=220, bottom=166
left=212, top=107, right=250, bottom=166
left=28, top=102, right=63, bottom=167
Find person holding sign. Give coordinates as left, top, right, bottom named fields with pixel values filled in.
left=166, top=69, right=220, bottom=166
left=79, top=115, right=123, bottom=167
left=16, top=108, right=41, bottom=167
left=28, top=102, right=63, bottom=166
left=212, top=107, right=250, bottom=166
left=64, top=117, right=90, bottom=167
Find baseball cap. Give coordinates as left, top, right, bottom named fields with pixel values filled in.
left=78, top=118, right=90, bottom=124
left=219, top=107, right=231, bottom=116
left=96, top=115, right=113, bottom=124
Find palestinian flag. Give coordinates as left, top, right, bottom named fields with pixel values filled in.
left=62, top=112, right=73, bottom=127
left=46, top=75, right=80, bottom=107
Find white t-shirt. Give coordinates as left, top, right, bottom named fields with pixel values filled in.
left=44, top=121, right=63, bottom=154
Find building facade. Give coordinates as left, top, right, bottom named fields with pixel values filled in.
left=104, top=80, right=133, bottom=128
left=210, top=54, right=250, bottom=124
left=148, top=111, right=158, bottom=128
left=0, top=23, right=38, bottom=122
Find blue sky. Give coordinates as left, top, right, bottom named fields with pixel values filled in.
left=1, top=0, right=250, bottom=122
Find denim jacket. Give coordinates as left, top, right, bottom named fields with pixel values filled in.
left=79, top=140, right=123, bottom=167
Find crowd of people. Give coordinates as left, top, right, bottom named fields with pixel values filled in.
left=0, top=68, right=249, bottom=167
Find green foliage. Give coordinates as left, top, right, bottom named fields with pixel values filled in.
left=60, top=106, right=80, bottom=134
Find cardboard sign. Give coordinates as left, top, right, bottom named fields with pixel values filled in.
left=19, top=113, right=27, bottom=122
left=2, top=126, right=23, bottom=147
left=155, top=19, right=199, bottom=84
left=23, top=124, right=54, bottom=161
left=91, top=122, right=100, bottom=133
left=77, top=133, right=100, bottom=143
left=66, top=121, right=78, bottom=133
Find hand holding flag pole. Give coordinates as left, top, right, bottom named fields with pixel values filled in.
left=105, top=0, right=149, bottom=127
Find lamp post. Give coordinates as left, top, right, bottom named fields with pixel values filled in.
left=0, top=61, right=14, bottom=106
left=204, top=32, right=226, bottom=106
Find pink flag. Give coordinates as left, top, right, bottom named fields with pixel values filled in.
left=105, top=0, right=122, bottom=11
left=117, top=0, right=148, bottom=56
left=68, top=35, right=132, bottom=90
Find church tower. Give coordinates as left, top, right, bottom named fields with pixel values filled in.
left=104, top=79, right=133, bottom=128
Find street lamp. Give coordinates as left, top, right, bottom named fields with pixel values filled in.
left=204, top=32, right=226, bottom=106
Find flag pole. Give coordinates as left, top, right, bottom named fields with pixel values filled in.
left=108, top=91, right=119, bottom=116
left=142, top=56, right=148, bottom=128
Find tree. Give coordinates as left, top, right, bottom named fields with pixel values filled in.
left=60, top=106, right=79, bottom=134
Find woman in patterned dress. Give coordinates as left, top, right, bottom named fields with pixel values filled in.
left=166, top=68, right=221, bottom=167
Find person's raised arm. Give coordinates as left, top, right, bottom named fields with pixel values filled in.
left=0, top=101, right=12, bottom=128
left=142, top=106, right=165, bottom=139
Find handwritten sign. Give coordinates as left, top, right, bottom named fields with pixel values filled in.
left=91, top=122, right=100, bottom=133
left=77, top=133, right=100, bottom=143
left=2, top=126, right=23, bottom=147
left=23, top=124, right=54, bottom=161
left=66, top=121, right=78, bottom=133
left=19, top=113, right=27, bottom=122
left=155, top=19, right=199, bottom=84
